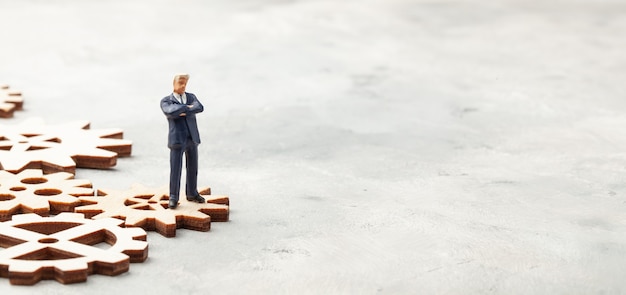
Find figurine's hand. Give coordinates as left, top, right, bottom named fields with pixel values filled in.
left=179, top=113, right=187, bottom=116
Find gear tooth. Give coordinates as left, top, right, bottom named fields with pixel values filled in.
left=96, top=189, right=111, bottom=196
left=93, top=128, right=124, bottom=138
left=207, top=195, right=230, bottom=205
left=73, top=207, right=101, bottom=218
left=126, top=240, right=149, bottom=252
left=74, top=205, right=94, bottom=212
left=15, top=169, right=32, bottom=177
left=95, top=217, right=125, bottom=227
left=1, top=158, right=29, bottom=173
left=94, top=252, right=129, bottom=265
left=87, top=212, right=109, bottom=220
left=75, top=197, right=100, bottom=208
left=20, top=169, right=40, bottom=178
left=78, top=121, right=90, bottom=129
left=11, top=213, right=40, bottom=222
left=52, top=171, right=75, bottom=180
left=125, top=227, right=148, bottom=240
left=67, top=179, right=92, bottom=187
left=8, top=262, right=47, bottom=285
left=67, top=187, right=95, bottom=196
left=53, top=260, right=88, bottom=273
left=9, top=261, right=41, bottom=274
left=82, top=195, right=104, bottom=202
left=198, top=186, right=211, bottom=195
left=57, top=212, right=85, bottom=220
left=51, top=120, right=90, bottom=130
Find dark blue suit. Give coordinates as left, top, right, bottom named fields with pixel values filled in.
left=160, top=92, right=204, bottom=201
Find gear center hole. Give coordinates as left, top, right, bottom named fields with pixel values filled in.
left=38, top=238, right=59, bottom=244
left=35, top=189, right=62, bottom=196
left=21, top=177, right=48, bottom=184
left=10, top=187, right=26, bottom=191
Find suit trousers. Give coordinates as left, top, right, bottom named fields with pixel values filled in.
left=169, top=137, right=199, bottom=200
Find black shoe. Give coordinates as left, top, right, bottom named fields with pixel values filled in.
left=169, top=198, right=178, bottom=209
left=186, top=194, right=205, bottom=203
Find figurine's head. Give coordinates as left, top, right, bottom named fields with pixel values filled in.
left=173, top=73, right=190, bottom=94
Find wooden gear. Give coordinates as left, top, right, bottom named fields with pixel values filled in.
left=0, top=213, right=148, bottom=285
left=0, top=84, right=23, bottom=118
left=75, top=184, right=229, bottom=237
left=0, top=118, right=132, bottom=174
left=0, top=169, right=94, bottom=221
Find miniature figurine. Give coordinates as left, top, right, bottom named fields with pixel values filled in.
left=160, top=74, right=205, bottom=209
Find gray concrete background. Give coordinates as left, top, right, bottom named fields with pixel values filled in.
left=1, top=0, right=626, bottom=294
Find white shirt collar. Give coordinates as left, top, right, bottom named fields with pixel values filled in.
left=173, top=92, right=186, bottom=103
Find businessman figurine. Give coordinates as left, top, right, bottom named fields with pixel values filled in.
left=160, top=73, right=205, bottom=209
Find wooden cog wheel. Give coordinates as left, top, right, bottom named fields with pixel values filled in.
left=0, top=84, right=23, bottom=119
left=0, top=213, right=148, bottom=285
left=76, top=184, right=229, bottom=237
left=0, top=169, right=94, bottom=221
left=0, top=118, right=132, bottom=174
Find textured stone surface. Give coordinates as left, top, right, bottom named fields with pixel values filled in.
left=1, top=0, right=625, bottom=293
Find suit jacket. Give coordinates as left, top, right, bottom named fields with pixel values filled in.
left=160, top=92, right=204, bottom=148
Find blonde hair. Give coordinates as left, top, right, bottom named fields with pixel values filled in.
left=173, top=73, right=190, bottom=82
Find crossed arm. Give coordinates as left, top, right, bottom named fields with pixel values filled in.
left=161, top=96, right=204, bottom=118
